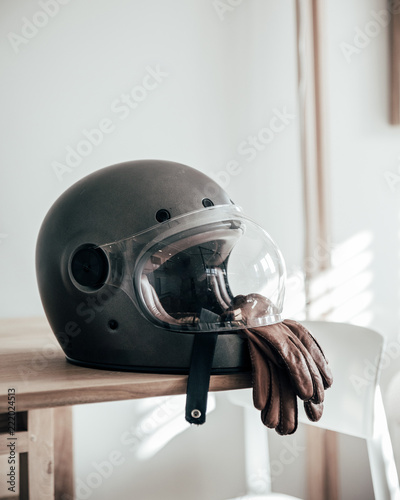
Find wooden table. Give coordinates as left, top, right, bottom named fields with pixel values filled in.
left=0, top=317, right=251, bottom=500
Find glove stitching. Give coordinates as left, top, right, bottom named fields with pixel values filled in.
left=285, top=319, right=328, bottom=362
left=283, top=320, right=333, bottom=390
left=286, top=335, right=323, bottom=404
left=277, top=375, right=284, bottom=435
left=266, top=363, right=277, bottom=428
left=248, top=328, right=311, bottom=392
left=247, top=340, right=261, bottom=410
left=250, top=325, right=325, bottom=403
left=234, top=318, right=332, bottom=433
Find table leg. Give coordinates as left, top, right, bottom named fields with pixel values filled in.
left=1, top=407, right=74, bottom=500
left=54, top=407, right=74, bottom=500
left=26, top=408, right=55, bottom=500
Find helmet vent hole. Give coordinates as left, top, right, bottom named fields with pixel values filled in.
left=156, top=209, right=171, bottom=223
left=108, top=320, right=119, bottom=330
left=70, top=246, right=108, bottom=290
left=202, top=198, right=214, bottom=208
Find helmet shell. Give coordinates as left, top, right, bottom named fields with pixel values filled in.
left=36, top=160, right=250, bottom=372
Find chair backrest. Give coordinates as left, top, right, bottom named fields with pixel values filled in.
left=228, top=321, right=384, bottom=438
left=227, top=321, right=400, bottom=500
left=298, top=320, right=384, bottom=439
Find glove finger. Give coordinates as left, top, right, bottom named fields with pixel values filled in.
left=243, top=328, right=282, bottom=365
left=247, top=339, right=271, bottom=411
left=252, top=323, right=326, bottom=404
left=275, top=366, right=298, bottom=436
left=283, top=319, right=333, bottom=389
left=304, top=400, right=324, bottom=422
left=261, top=360, right=280, bottom=430
left=248, top=338, right=297, bottom=434
left=286, top=334, right=325, bottom=404
left=247, top=325, right=317, bottom=402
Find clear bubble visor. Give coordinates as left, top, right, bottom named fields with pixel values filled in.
left=99, top=205, right=286, bottom=332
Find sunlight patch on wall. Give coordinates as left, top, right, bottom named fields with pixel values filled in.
left=285, top=231, right=374, bottom=326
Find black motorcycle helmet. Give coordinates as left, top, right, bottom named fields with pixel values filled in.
left=36, top=160, right=286, bottom=423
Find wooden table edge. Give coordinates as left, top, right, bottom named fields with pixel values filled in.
left=0, top=372, right=252, bottom=412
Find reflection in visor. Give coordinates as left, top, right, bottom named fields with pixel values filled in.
left=143, top=241, right=234, bottom=327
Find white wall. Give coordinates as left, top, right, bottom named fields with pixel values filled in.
left=323, top=1, right=400, bottom=498
left=0, top=1, right=305, bottom=499
left=326, top=0, right=400, bottom=371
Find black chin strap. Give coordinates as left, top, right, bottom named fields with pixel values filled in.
left=185, top=332, right=218, bottom=425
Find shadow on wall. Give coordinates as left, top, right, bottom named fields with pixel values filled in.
left=285, top=230, right=374, bottom=326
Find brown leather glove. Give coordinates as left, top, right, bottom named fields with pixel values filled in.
left=247, top=327, right=325, bottom=434
left=249, top=338, right=298, bottom=435
left=228, top=294, right=332, bottom=434
left=282, top=318, right=333, bottom=391
left=245, top=324, right=327, bottom=403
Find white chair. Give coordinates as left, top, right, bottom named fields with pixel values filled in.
left=128, top=393, right=216, bottom=461
left=226, top=321, right=400, bottom=500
